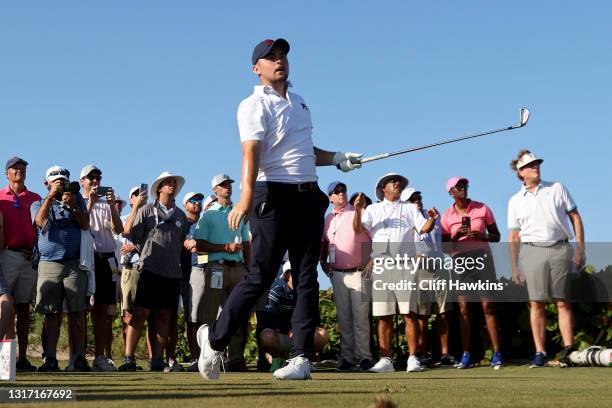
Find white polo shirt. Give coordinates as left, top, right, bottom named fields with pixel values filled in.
left=361, top=199, right=427, bottom=257
left=87, top=197, right=117, bottom=253
left=237, top=82, right=317, bottom=183
left=507, top=180, right=577, bottom=243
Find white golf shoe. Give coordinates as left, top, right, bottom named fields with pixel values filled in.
left=196, top=324, right=224, bottom=380
left=368, top=357, right=395, bottom=373
left=273, top=355, right=311, bottom=380
left=407, top=355, right=425, bottom=372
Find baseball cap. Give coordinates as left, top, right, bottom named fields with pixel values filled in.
left=80, top=164, right=101, bottom=179
left=211, top=173, right=234, bottom=189
left=5, top=156, right=28, bottom=171
left=326, top=181, right=347, bottom=195
left=446, top=176, right=469, bottom=192
left=203, top=194, right=217, bottom=209
left=45, top=165, right=70, bottom=182
left=115, top=195, right=126, bottom=206
left=251, top=38, right=290, bottom=65
left=400, top=187, right=421, bottom=202
left=183, top=192, right=204, bottom=205
left=516, top=152, right=544, bottom=169
left=129, top=186, right=140, bottom=198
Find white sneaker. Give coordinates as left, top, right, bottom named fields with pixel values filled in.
left=197, top=324, right=223, bottom=380
left=93, top=355, right=117, bottom=372
left=368, top=357, right=395, bottom=373
left=107, top=358, right=116, bottom=368
left=273, top=355, right=312, bottom=380
left=407, top=355, right=425, bottom=372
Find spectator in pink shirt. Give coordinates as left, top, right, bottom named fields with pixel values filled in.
left=440, top=176, right=503, bottom=369
left=321, top=181, right=373, bottom=371
left=0, top=156, right=41, bottom=372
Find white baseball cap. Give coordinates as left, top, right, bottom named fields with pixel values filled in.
left=80, top=164, right=101, bottom=179
left=129, top=186, right=140, bottom=198
left=400, top=187, right=421, bottom=202
left=183, top=191, right=204, bottom=205
left=517, top=152, right=544, bottom=169
left=211, top=173, right=234, bottom=189
left=150, top=171, right=185, bottom=200
left=45, top=166, right=70, bottom=182
left=203, top=194, right=217, bottom=209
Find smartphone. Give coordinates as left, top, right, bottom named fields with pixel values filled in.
left=97, top=186, right=111, bottom=197
left=461, top=216, right=471, bottom=232
left=139, top=183, right=148, bottom=196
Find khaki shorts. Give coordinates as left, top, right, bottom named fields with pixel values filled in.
left=372, top=266, right=418, bottom=316
left=35, top=259, right=88, bottom=313
left=120, top=267, right=140, bottom=312
left=416, top=268, right=451, bottom=315
left=0, top=249, right=37, bottom=304
left=519, top=243, right=576, bottom=301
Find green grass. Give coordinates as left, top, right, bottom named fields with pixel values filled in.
left=1, top=365, right=611, bottom=408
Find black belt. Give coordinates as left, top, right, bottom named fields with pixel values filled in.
left=262, top=181, right=320, bottom=193
left=332, top=267, right=362, bottom=273
left=5, top=246, right=30, bottom=252
left=95, top=252, right=116, bottom=259
left=522, top=239, right=569, bottom=247
left=213, top=260, right=244, bottom=267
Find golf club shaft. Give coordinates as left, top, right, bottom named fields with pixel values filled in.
left=361, top=124, right=518, bottom=164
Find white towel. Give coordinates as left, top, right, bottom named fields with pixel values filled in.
left=79, top=230, right=96, bottom=296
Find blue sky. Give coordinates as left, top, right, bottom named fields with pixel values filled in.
left=2, top=1, right=611, bottom=285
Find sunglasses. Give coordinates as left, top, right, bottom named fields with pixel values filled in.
left=188, top=198, right=203, bottom=204
left=331, top=187, right=347, bottom=195
left=49, top=169, right=70, bottom=177
left=13, top=194, right=20, bottom=208
left=86, top=174, right=101, bottom=181
left=454, top=182, right=469, bottom=190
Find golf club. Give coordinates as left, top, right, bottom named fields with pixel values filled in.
left=344, top=107, right=530, bottom=167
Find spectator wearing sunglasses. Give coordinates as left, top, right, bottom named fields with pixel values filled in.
left=79, top=164, right=124, bottom=372
left=32, top=166, right=90, bottom=372
left=0, top=156, right=41, bottom=372
left=321, top=181, right=373, bottom=371
left=440, top=176, right=502, bottom=370
left=193, top=174, right=251, bottom=372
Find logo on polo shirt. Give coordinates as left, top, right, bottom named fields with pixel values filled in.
left=301, top=102, right=309, bottom=111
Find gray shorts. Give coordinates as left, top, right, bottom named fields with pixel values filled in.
left=519, top=243, right=576, bottom=301
left=0, top=249, right=37, bottom=304
left=0, top=267, right=8, bottom=297
left=35, top=259, right=88, bottom=313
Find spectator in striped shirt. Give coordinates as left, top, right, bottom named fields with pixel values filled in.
left=258, top=261, right=329, bottom=371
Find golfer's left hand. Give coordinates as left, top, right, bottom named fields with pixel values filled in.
left=333, top=152, right=363, bottom=172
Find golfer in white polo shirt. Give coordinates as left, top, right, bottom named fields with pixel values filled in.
left=197, top=38, right=362, bottom=381
left=508, top=149, right=584, bottom=367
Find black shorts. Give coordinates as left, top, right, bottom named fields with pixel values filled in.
left=451, top=250, right=498, bottom=300
left=94, top=253, right=117, bottom=305
left=134, top=270, right=181, bottom=312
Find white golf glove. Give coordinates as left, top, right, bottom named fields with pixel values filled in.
left=333, top=152, right=363, bottom=172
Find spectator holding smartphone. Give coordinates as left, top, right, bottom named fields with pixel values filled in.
left=440, top=176, right=502, bottom=369
left=80, top=164, right=124, bottom=371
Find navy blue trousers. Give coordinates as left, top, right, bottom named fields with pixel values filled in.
left=209, top=181, right=329, bottom=358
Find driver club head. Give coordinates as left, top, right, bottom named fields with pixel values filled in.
left=519, top=107, right=530, bottom=127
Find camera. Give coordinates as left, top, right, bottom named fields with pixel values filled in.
left=55, top=180, right=80, bottom=200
